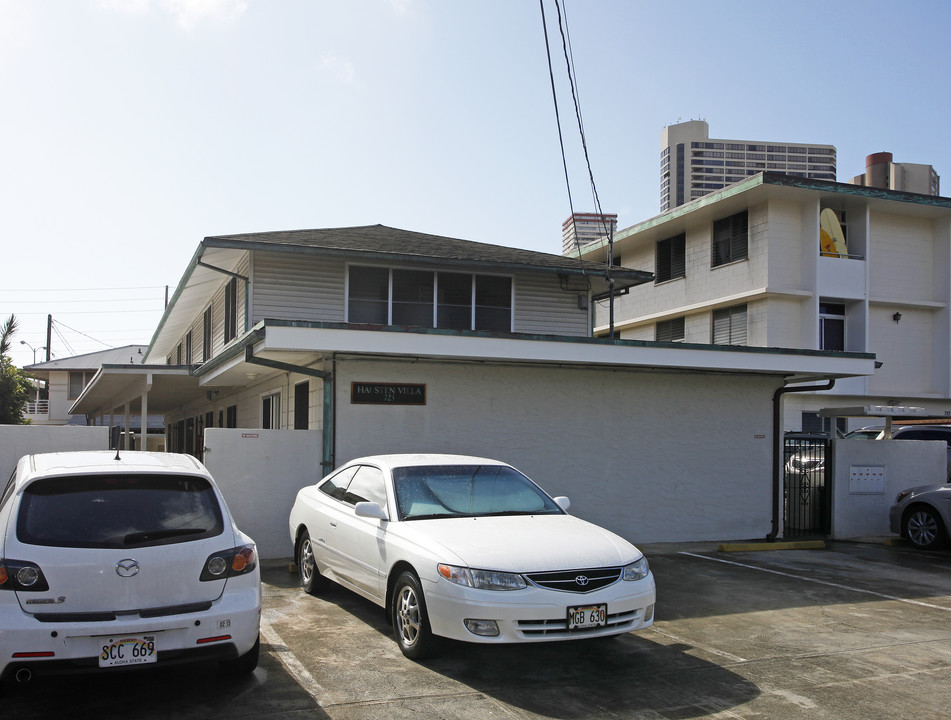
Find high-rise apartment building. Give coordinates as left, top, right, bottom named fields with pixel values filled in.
left=660, top=120, right=836, bottom=211
left=561, top=212, right=617, bottom=254
left=849, top=151, right=940, bottom=196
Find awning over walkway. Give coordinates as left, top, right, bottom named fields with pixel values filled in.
left=71, top=320, right=878, bottom=422
left=71, top=365, right=206, bottom=417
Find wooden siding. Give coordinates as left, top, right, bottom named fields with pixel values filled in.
left=513, top=271, right=589, bottom=337
left=170, top=251, right=591, bottom=366
left=169, top=254, right=251, bottom=363
left=251, top=252, right=346, bottom=324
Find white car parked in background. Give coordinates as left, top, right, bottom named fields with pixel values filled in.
left=0, top=451, right=261, bottom=686
left=289, top=454, right=656, bottom=659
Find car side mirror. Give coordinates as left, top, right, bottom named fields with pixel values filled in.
left=354, top=501, right=389, bottom=521
left=553, top=496, right=570, bottom=511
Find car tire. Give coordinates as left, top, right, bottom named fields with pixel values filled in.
left=904, top=505, right=947, bottom=550
left=296, top=531, right=329, bottom=595
left=219, top=635, right=260, bottom=676
left=391, top=571, right=439, bottom=660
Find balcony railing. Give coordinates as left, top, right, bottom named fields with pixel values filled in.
left=24, top=400, right=49, bottom=415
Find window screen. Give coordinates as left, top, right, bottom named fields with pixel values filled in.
left=712, top=210, right=749, bottom=267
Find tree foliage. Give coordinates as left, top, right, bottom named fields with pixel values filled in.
left=0, top=314, right=32, bottom=424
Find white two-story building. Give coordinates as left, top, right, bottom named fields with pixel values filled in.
left=574, top=172, right=951, bottom=433
left=70, top=224, right=874, bottom=552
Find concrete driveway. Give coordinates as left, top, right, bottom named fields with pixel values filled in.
left=7, top=540, right=951, bottom=719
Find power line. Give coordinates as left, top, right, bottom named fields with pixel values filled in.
left=11, top=309, right=164, bottom=316
left=541, top=0, right=616, bottom=337
left=9, top=299, right=163, bottom=305
left=0, top=286, right=168, bottom=293
left=53, top=319, right=122, bottom=350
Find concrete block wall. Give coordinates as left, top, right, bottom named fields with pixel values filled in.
left=832, top=437, right=945, bottom=539
left=0, top=425, right=110, bottom=482
left=333, top=358, right=780, bottom=545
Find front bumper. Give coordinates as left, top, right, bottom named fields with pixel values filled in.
left=889, top=504, right=904, bottom=535
left=423, top=573, right=656, bottom=644
left=0, top=582, right=261, bottom=681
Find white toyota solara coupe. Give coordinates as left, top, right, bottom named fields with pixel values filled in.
left=288, top=454, right=656, bottom=659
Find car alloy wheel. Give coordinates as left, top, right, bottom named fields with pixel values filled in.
left=297, top=532, right=326, bottom=595
left=905, top=507, right=946, bottom=550
left=391, top=571, right=437, bottom=659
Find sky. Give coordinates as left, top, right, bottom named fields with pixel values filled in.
left=2, top=0, right=949, bottom=368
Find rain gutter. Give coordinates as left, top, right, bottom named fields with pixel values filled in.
left=244, top=345, right=335, bottom=473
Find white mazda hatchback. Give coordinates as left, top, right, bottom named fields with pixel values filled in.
left=289, top=454, right=656, bottom=659
left=0, top=451, right=261, bottom=686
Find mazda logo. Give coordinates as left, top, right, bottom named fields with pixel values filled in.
left=116, top=559, right=140, bottom=578
left=574, top=575, right=589, bottom=586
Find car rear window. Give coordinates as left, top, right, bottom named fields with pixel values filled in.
left=17, top=473, right=224, bottom=549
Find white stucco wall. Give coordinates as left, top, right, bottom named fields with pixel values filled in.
left=203, top=428, right=324, bottom=559
left=832, top=437, right=945, bottom=538
left=333, top=359, right=780, bottom=545
left=0, top=425, right=110, bottom=482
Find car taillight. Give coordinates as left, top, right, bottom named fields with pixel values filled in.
left=199, top=545, right=257, bottom=582
left=0, top=559, right=50, bottom=592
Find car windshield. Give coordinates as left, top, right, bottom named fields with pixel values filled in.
left=392, top=464, right=563, bottom=520
left=17, top=473, right=224, bottom=549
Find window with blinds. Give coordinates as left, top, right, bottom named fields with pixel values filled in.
left=656, top=317, right=685, bottom=342
left=712, top=305, right=747, bottom=345
left=655, top=233, right=686, bottom=283
left=712, top=210, right=749, bottom=267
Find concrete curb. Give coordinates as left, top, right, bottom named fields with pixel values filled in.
left=718, top=540, right=827, bottom=552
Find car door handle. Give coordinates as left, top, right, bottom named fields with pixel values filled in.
left=329, top=521, right=337, bottom=528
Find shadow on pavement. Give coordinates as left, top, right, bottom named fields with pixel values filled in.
left=279, top=567, right=761, bottom=720
left=3, top=646, right=329, bottom=720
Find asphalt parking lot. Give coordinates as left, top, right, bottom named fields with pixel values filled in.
left=7, top=539, right=951, bottom=719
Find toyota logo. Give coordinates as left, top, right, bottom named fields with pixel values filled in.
left=116, top=559, right=140, bottom=578
left=574, top=575, right=589, bottom=587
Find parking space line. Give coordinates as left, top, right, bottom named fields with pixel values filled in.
left=259, top=618, right=329, bottom=707
left=679, top=552, right=951, bottom=612
left=650, top=625, right=748, bottom=663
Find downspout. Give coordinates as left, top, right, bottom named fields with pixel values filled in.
left=244, top=346, right=335, bottom=473
left=768, top=378, right=836, bottom=540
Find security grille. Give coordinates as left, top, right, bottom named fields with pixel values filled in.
left=783, top=433, right=832, bottom=537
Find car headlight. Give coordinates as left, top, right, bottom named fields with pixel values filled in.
left=622, top=557, right=650, bottom=581
left=437, top=564, right=527, bottom=591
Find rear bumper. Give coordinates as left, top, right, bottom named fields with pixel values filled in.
left=0, top=581, right=261, bottom=680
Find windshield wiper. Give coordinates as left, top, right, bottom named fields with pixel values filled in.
left=123, top=528, right=207, bottom=544
left=479, top=510, right=543, bottom=517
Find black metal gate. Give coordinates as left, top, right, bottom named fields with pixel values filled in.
left=783, top=433, right=832, bottom=537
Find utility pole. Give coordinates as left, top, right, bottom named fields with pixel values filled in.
left=46, top=314, right=52, bottom=361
